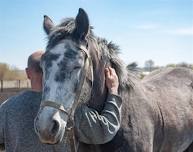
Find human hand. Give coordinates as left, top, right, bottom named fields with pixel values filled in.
left=105, top=67, right=119, bottom=95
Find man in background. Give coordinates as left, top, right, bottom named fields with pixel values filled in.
left=0, top=51, right=59, bottom=151
left=25, top=51, right=43, bottom=92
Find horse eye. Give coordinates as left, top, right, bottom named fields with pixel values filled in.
left=73, top=66, right=81, bottom=70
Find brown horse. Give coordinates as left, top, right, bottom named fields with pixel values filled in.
left=34, top=8, right=193, bottom=152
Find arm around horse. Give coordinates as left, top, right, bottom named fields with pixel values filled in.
left=74, top=93, right=122, bottom=144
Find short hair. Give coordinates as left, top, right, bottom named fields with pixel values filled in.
left=27, top=52, right=43, bottom=73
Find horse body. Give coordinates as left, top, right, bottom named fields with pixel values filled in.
left=142, top=67, right=193, bottom=151
left=34, top=8, right=193, bottom=152
left=100, top=67, right=193, bottom=152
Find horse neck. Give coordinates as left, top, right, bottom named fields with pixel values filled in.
left=88, top=45, right=108, bottom=112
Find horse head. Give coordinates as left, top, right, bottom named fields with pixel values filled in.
left=34, top=8, right=127, bottom=144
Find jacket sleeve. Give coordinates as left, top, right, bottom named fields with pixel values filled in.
left=74, top=94, right=122, bottom=144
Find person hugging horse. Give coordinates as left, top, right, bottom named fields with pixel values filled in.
left=0, top=50, right=122, bottom=152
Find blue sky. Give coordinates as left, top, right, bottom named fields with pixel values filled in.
left=0, top=0, right=192, bottom=69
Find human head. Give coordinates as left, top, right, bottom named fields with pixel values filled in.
left=25, top=51, right=44, bottom=91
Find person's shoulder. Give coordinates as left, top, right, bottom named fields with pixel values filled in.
left=14, top=90, right=42, bottom=101
left=0, top=90, right=42, bottom=110
left=0, top=93, right=18, bottom=110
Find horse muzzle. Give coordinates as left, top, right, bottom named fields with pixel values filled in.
left=34, top=106, right=67, bottom=144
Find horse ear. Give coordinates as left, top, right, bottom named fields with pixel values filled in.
left=73, top=8, right=89, bottom=41
left=43, top=15, right=54, bottom=35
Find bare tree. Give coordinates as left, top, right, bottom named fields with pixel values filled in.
left=144, top=59, right=155, bottom=72
left=0, top=63, right=9, bottom=80
left=127, top=62, right=138, bottom=71
left=0, top=63, right=27, bottom=80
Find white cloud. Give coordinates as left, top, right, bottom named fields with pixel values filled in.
left=166, top=27, right=193, bottom=36
left=135, top=23, right=160, bottom=30
left=136, top=24, right=193, bottom=36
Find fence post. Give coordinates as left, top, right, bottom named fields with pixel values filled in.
left=1, top=80, right=3, bottom=92
left=27, top=81, right=29, bottom=88
left=18, top=80, right=21, bottom=89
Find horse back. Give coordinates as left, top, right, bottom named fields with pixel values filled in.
left=142, top=67, right=193, bottom=151
left=101, top=67, right=193, bottom=152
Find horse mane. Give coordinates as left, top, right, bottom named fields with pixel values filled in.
left=94, top=38, right=134, bottom=90
left=46, top=18, right=134, bottom=91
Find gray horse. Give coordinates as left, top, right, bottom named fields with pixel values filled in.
left=34, top=8, right=193, bottom=152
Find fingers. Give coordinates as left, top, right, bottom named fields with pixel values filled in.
left=105, top=68, right=110, bottom=78
left=104, top=67, right=119, bottom=95
left=108, top=67, right=112, bottom=76
left=109, top=67, right=115, bottom=76
left=105, top=67, right=116, bottom=76
left=107, top=67, right=116, bottom=78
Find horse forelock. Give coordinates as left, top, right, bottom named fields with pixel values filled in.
left=46, top=18, right=75, bottom=49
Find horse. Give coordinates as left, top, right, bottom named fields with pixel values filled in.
left=34, top=8, right=193, bottom=152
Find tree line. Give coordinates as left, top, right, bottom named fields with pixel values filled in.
left=127, top=60, right=193, bottom=72
left=0, top=60, right=192, bottom=80
left=144, top=60, right=193, bottom=72
left=0, top=63, right=27, bottom=80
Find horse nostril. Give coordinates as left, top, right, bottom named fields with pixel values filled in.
left=50, top=120, right=60, bottom=135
